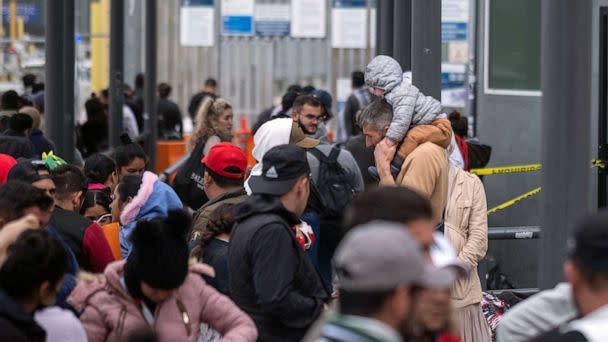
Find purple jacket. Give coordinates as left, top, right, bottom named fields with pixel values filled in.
left=68, top=261, right=257, bottom=342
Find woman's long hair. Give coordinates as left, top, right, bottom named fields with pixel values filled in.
left=189, top=97, right=232, bottom=151
left=191, top=203, right=236, bottom=260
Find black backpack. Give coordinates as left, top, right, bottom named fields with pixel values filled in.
left=307, top=147, right=357, bottom=222
left=172, top=138, right=209, bottom=210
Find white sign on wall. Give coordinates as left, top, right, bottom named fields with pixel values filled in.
left=291, top=0, right=327, bottom=38
left=180, top=5, right=215, bottom=47
left=442, top=0, right=469, bottom=23
left=331, top=8, right=367, bottom=48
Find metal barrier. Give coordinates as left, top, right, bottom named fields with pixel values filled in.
left=488, top=226, right=541, bottom=240
left=484, top=226, right=541, bottom=294
left=158, top=155, right=188, bottom=183
left=487, top=288, right=539, bottom=296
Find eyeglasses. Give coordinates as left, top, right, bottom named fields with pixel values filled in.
left=303, top=113, right=326, bottom=122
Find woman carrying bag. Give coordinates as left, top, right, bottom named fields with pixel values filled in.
left=173, top=98, right=234, bottom=211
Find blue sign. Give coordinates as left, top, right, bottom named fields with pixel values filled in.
left=222, top=16, right=253, bottom=35
left=442, top=22, right=467, bottom=42
left=441, top=71, right=466, bottom=89
left=256, top=21, right=290, bottom=37
left=182, top=0, right=213, bottom=5
left=1, top=1, right=44, bottom=36
left=333, top=0, right=366, bottom=8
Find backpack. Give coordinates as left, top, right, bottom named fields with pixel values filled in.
left=307, top=147, right=357, bottom=224
left=172, top=138, right=209, bottom=210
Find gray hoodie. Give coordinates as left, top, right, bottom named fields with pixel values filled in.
left=365, top=55, right=443, bottom=143
left=496, top=283, right=578, bottom=342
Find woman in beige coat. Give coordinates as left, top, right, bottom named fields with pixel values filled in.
left=445, top=163, right=491, bottom=342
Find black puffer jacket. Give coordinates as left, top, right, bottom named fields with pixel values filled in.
left=228, top=194, right=328, bottom=342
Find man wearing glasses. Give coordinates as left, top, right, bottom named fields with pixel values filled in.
left=291, top=90, right=333, bottom=142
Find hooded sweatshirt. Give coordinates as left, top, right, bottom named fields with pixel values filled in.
left=67, top=260, right=258, bottom=342
left=119, top=171, right=183, bottom=258
left=245, top=118, right=293, bottom=195
left=29, top=128, right=55, bottom=156
left=365, top=55, right=444, bottom=143
left=229, top=194, right=328, bottom=341
left=496, top=283, right=577, bottom=342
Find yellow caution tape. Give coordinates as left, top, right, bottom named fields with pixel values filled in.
left=487, top=187, right=541, bottom=216
left=470, top=164, right=542, bottom=176
left=476, top=159, right=604, bottom=215
left=592, top=159, right=606, bottom=169
left=474, top=159, right=606, bottom=176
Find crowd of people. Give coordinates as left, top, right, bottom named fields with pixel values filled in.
left=0, top=56, right=604, bottom=342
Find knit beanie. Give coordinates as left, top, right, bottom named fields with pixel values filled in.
left=124, top=209, right=191, bottom=290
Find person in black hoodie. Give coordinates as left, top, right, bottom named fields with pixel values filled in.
left=0, top=229, right=68, bottom=342
left=157, top=82, right=183, bottom=139
left=79, top=96, right=109, bottom=157
left=228, top=144, right=328, bottom=341
left=0, top=113, right=36, bottom=159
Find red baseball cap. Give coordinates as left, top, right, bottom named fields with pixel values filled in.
left=0, top=154, right=16, bottom=185
left=202, top=142, right=247, bottom=179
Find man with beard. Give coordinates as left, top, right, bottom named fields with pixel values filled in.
left=292, top=94, right=325, bottom=135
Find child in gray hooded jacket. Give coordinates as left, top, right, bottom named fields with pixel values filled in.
left=365, top=55, right=452, bottom=168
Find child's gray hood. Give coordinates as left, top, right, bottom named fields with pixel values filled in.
left=365, top=55, right=403, bottom=92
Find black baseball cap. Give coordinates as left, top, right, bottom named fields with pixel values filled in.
left=248, top=144, right=310, bottom=196
left=312, top=89, right=333, bottom=119
left=569, top=210, right=608, bottom=271
left=7, top=159, right=51, bottom=184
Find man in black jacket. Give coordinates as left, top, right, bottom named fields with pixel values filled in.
left=0, top=113, right=35, bottom=159
left=228, top=144, right=328, bottom=341
left=157, top=82, right=183, bottom=139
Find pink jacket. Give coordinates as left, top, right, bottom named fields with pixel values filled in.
left=67, top=261, right=257, bottom=342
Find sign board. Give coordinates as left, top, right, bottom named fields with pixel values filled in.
left=331, top=0, right=367, bottom=48
left=180, top=0, right=214, bottom=47
left=441, top=0, right=469, bottom=108
left=291, top=0, right=327, bottom=38
left=448, top=41, right=468, bottom=64
left=442, top=0, right=469, bottom=22
left=254, top=4, right=290, bottom=37
left=441, top=63, right=467, bottom=108
left=441, top=0, right=468, bottom=42
left=221, top=0, right=254, bottom=36
left=442, top=22, right=467, bottom=42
